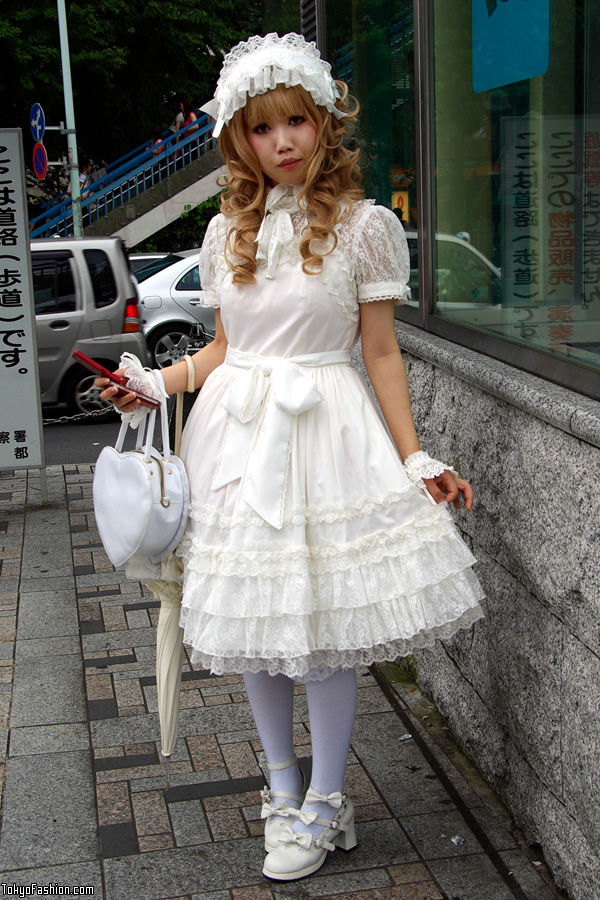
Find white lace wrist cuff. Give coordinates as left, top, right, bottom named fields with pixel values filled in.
left=404, top=450, right=457, bottom=485
left=118, top=353, right=167, bottom=429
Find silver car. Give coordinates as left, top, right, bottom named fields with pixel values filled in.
left=404, top=231, right=501, bottom=307
left=32, top=236, right=148, bottom=414
left=134, top=253, right=215, bottom=367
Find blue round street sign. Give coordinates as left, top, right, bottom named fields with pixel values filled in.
left=33, top=142, right=48, bottom=180
left=30, top=103, right=46, bottom=143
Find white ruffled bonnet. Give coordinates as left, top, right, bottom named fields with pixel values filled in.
left=201, top=32, right=347, bottom=138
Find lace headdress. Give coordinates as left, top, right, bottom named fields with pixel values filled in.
left=201, top=33, right=347, bottom=138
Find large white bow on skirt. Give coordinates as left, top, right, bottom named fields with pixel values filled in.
left=212, top=346, right=351, bottom=529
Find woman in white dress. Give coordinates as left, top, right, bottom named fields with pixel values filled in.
left=100, top=33, right=484, bottom=883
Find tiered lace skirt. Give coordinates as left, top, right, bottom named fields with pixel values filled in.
left=154, top=360, right=484, bottom=678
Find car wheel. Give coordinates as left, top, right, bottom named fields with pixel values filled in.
left=63, top=366, right=118, bottom=418
left=148, top=324, right=212, bottom=368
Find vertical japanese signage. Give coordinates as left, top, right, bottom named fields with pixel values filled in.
left=0, top=129, right=44, bottom=469
left=583, top=127, right=600, bottom=309
left=501, top=116, right=600, bottom=359
left=502, top=120, right=541, bottom=308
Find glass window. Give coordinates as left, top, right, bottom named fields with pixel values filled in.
left=134, top=255, right=182, bottom=283
left=175, top=267, right=200, bottom=291
left=32, top=251, right=76, bottom=315
left=324, top=0, right=417, bottom=222
left=83, top=249, right=117, bottom=308
left=431, top=0, right=600, bottom=377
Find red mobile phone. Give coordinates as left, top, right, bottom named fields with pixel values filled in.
left=72, top=350, right=161, bottom=409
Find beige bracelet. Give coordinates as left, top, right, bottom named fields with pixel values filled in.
left=182, top=354, right=196, bottom=393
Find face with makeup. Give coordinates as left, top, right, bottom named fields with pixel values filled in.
left=245, top=111, right=318, bottom=186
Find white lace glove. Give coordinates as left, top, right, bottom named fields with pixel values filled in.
left=404, top=450, right=457, bottom=487
left=118, top=352, right=168, bottom=429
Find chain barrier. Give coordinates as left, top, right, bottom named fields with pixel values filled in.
left=43, top=394, right=182, bottom=427
left=43, top=407, right=116, bottom=426
left=43, top=331, right=215, bottom=427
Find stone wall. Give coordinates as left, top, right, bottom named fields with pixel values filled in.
left=356, top=323, right=600, bottom=900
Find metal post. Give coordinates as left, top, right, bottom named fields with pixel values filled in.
left=413, top=0, right=435, bottom=328
left=57, top=0, right=83, bottom=236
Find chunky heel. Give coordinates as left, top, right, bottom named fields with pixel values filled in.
left=334, top=817, right=357, bottom=851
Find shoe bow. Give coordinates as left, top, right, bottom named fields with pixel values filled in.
left=291, top=808, right=319, bottom=826
left=305, top=787, right=344, bottom=809
left=261, top=799, right=289, bottom=820
left=261, top=799, right=318, bottom=825
left=279, top=825, right=313, bottom=850
left=279, top=824, right=336, bottom=852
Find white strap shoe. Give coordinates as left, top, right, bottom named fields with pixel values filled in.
left=261, top=756, right=307, bottom=852
left=262, top=786, right=357, bottom=881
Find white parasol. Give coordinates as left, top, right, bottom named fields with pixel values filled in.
left=155, top=589, right=184, bottom=786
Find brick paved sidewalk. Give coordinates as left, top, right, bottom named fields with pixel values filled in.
left=0, top=465, right=564, bottom=900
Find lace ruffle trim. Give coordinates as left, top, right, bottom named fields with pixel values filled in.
left=358, top=281, right=411, bottom=305
left=404, top=451, right=457, bottom=483
left=179, top=513, right=469, bottom=579
left=198, top=289, right=221, bottom=310
left=180, top=550, right=480, bottom=622
left=210, top=34, right=344, bottom=135
left=188, top=487, right=413, bottom=530
left=182, top=604, right=484, bottom=679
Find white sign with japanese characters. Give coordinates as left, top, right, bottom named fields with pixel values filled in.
left=0, top=129, right=44, bottom=470
left=499, top=116, right=600, bottom=362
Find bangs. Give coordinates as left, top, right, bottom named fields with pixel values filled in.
left=242, top=84, right=317, bottom=128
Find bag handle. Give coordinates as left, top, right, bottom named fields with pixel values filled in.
left=113, top=408, right=160, bottom=454
left=174, top=393, right=184, bottom=456
left=143, top=400, right=169, bottom=462
left=115, top=417, right=130, bottom=453
left=113, top=391, right=184, bottom=458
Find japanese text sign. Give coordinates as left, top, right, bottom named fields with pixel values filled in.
left=501, top=116, right=600, bottom=362
left=0, top=129, right=44, bottom=470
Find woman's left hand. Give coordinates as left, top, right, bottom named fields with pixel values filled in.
left=423, top=470, right=474, bottom=511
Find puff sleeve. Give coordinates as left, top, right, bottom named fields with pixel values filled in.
left=198, top=213, right=227, bottom=308
left=354, top=205, right=411, bottom=305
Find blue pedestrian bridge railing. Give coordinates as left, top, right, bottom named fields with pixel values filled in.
left=30, top=114, right=217, bottom=239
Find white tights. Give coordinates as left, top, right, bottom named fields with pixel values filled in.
left=243, top=667, right=358, bottom=839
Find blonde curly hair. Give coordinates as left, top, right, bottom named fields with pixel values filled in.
left=218, top=82, right=363, bottom=283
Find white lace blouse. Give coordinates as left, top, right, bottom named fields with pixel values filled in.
left=198, top=199, right=411, bottom=325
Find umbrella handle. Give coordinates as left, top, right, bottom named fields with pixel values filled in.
left=162, top=754, right=172, bottom=791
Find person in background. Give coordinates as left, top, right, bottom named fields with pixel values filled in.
left=180, top=98, right=199, bottom=134
left=179, top=98, right=200, bottom=161
left=169, top=97, right=185, bottom=135
left=67, top=158, right=92, bottom=197
left=392, top=206, right=407, bottom=229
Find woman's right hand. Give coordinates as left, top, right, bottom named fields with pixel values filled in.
left=95, top=369, right=140, bottom=413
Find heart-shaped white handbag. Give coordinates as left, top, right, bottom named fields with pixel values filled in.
left=93, top=398, right=189, bottom=568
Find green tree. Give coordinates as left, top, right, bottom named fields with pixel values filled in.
left=0, top=0, right=260, bottom=192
